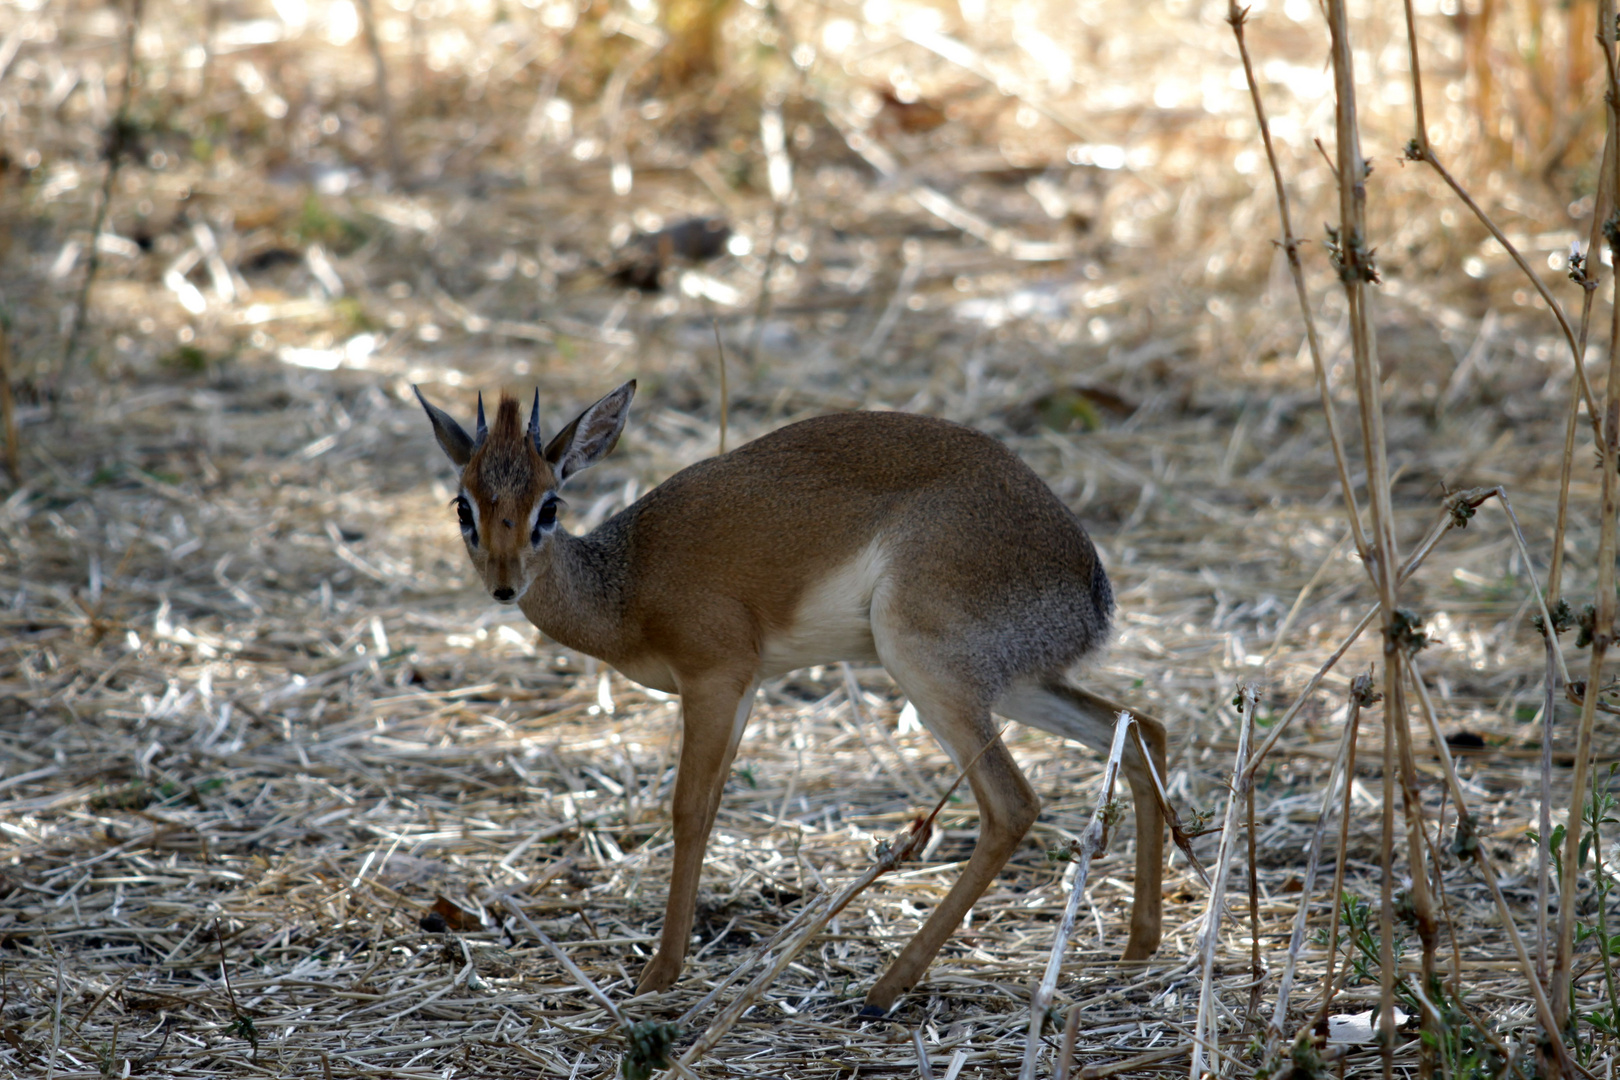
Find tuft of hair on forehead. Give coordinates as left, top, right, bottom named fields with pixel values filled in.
left=470, top=393, right=542, bottom=500
left=491, top=394, right=525, bottom=439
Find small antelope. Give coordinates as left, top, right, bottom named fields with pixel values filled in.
left=415, top=381, right=1167, bottom=1014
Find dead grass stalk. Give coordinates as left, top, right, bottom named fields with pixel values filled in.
left=60, top=0, right=145, bottom=385
left=1190, top=684, right=1256, bottom=1080
left=1017, top=710, right=1134, bottom=1080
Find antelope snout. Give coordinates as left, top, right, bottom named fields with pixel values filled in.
left=484, top=552, right=526, bottom=604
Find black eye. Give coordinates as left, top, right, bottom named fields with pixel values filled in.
left=454, top=497, right=477, bottom=540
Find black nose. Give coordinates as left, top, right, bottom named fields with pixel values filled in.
left=492, top=587, right=515, bottom=602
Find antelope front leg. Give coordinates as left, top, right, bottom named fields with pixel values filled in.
left=636, top=674, right=756, bottom=994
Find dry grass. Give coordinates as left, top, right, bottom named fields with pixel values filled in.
left=0, top=0, right=1615, bottom=1076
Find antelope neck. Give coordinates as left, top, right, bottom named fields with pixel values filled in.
left=516, top=522, right=630, bottom=662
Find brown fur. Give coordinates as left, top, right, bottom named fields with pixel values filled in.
left=416, top=382, right=1167, bottom=1015
left=469, top=396, right=541, bottom=500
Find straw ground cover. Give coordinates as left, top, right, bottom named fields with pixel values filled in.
left=0, top=0, right=1614, bottom=1076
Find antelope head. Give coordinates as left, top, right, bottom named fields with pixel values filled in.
left=414, top=381, right=636, bottom=604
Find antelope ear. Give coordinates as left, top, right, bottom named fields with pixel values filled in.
left=413, top=385, right=476, bottom=466
left=544, top=380, right=636, bottom=484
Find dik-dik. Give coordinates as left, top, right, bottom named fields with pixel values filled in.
left=415, top=381, right=1167, bottom=1015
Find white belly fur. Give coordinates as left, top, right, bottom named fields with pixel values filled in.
left=759, top=540, right=886, bottom=677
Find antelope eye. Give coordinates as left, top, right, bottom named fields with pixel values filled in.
left=455, top=497, right=475, bottom=532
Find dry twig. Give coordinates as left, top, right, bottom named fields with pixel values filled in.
left=1018, top=710, right=1135, bottom=1080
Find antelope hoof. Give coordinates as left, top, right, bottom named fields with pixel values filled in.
left=861, top=976, right=906, bottom=1017
left=635, top=954, right=681, bottom=994
left=1119, top=935, right=1159, bottom=963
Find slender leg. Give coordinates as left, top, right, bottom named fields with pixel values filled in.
left=1063, top=686, right=1167, bottom=962
left=636, top=674, right=757, bottom=994
left=863, top=677, right=1042, bottom=1015
left=1121, top=710, right=1166, bottom=960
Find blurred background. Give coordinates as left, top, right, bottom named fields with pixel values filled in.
left=0, top=0, right=1604, bottom=414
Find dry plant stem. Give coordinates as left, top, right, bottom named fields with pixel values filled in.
left=1541, top=139, right=1613, bottom=976
left=1057, top=1006, right=1082, bottom=1080
left=1548, top=130, right=1615, bottom=606
left=913, top=1028, right=935, bottom=1080
left=354, top=0, right=404, bottom=184
left=1388, top=660, right=1441, bottom=1073
left=1407, top=165, right=1596, bottom=424
left=1553, top=263, right=1620, bottom=1030
left=1081, top=1042, right=1197, bottom=1079
left=1550, top=371, right=1590, bottom=604
left=1322, top=1, right=1395, bottom=590
left=60, top=0, right=144, bottom=383
left=746, top=95, right=794, bottom=366
left=1245, top=710, right=1264, bottom=1025
left=711, top=318, right=728, bottom=455
left=1189, top=685, right=1256, bottom=1080
left=1429, top=792, right=1465, bottom=999
left=1398, top=0, right=1599, bottom=426
left=1324, top=0, right=1439, bottom=1065
left=1436, top=485, right=1571, bottom=989
left=1311, top=678, right=1367, bottom=1036
left=503, top=900, right=627, bottom=1025
left=672, top=902, right=820, bottom=1028
left=1018, top=712, right=1134, bottom=1080
left=1226, top=1, right=1369, bottom=567
left=1244, top=505, right=1455, bottom=784
left=1269, top=684, right=1363, bottom=1050
left=0, top=314, right=16, bottom=483
left=745, top=197, right=786, bottom=366
left=1489, top=488, right=1573, bottom=685
left=1485, top=481, right=1580, bottom=980
left=1406, top=21, right=1607, bottom=965
left=1406, top=659, right=1581, bottom=1077
left=1538, top=626, right=1559, bottom=984
left=1376, top=663, right=1399, bottom=1079
left=1553, top=19, right=1620, bottom=1034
